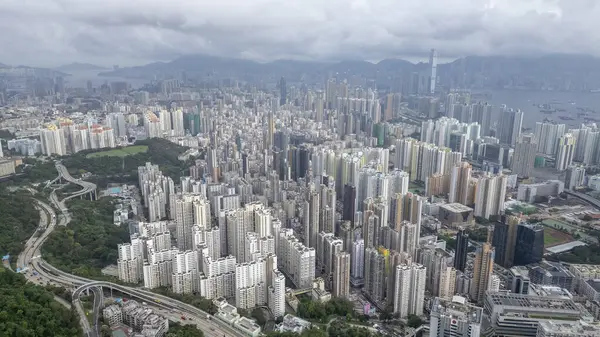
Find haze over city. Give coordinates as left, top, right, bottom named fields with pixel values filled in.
left=0, top=0, right=598, bottom=67
left=6, top=1, right=600, bottom=337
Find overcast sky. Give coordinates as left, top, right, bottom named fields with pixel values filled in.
left=0, top=0, right=597, bottom=67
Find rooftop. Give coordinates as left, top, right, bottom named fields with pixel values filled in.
left=440, top=203, right=473, bottom=213
left=486, top=291, right=579, bottom=312
left=538, top=320, right=600, bottom=335
left=431, top=296, right=483, bottom=324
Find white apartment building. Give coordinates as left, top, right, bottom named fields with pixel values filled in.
left=393, top=263, right=426, bottom=318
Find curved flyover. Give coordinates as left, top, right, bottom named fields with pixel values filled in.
left=55, top=162, right=97, bottom=202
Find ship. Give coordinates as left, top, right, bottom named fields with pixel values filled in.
left=558, top=116, right=575, bottom=121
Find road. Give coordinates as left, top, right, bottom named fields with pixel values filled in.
left=55, top=162, right=97, bottom=201
left=565, top=190, right=600, bottom=210
left=16, top=163, right=244, bottom=337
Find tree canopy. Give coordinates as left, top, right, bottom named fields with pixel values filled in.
left=407, top=314, right=424, bottom=328
left=0, top=269, right=82, bottom=336
left=42, top=197, right=130, bottom=278
left=61, top=138, right=193, bottom=184
left=0, top=188, right=39, bottom=263
left=167, top=322, right=205, bottom=337
left=297, top=298, right=356, bottom=323
left=327, top=320, right=378, bottom=337
left=267, top=327, right=327, bottom=337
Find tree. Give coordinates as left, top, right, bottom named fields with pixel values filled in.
left=251, top=307, right=268, bottom=326
left=0, top=269, right=82, bottom=336
left=42, top=198, right=131, bottom=279
left=167, top=323, right=205, bottom=337
left=407, top=314, right=423, bottom=328
left=379, top=307, right=394, bottom=321
left=0, top=188, right=40, bottom=264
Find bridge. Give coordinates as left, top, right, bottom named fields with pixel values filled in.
left=55, top=162, right=97, bottom=201
left=564, top=190, right=600, bottom=210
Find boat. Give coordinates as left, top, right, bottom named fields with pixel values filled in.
left=559, top=116, right=575, bottom=121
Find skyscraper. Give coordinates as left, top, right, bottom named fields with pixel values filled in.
left=470, top=242, right=495, bottom=304
left=556, top=133, right=576, bottom=171
left=534, top=122, right=566, bottom=156
left=512, top=133, right=537, bottom=178
left=342, top=184, right=357, bottom=223
left=393, top=263, right=427, bottom=318
left=514, top=223, right=544, bottom=266
left=454, top=228, right=469, bottom=272
left=497, top=107, right=523, bottom=147
left=565, top=165, right=586, bottom=190
left=474, top=173, right=507, bottom=220
left=279, top=77, right=287, bottom=106
left=491, top=215, right=520, bottom=268
left=429, top=49, right=438, bottom=94
left=449, top=162, right=472, bottom=205
left=333, top=252, right=350, bottom=298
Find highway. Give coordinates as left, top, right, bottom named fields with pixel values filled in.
left=55, top=162, right=97, bottom=201
left=564, top=190, right=600, bottom=210
left=16, top=162, right=244, bottom=337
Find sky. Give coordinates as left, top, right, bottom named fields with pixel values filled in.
left=0, top=0, right=597, bottom=68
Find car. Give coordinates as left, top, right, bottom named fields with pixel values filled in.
left=180, top=316, right=186, bottom=320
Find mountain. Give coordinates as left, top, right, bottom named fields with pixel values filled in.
left=439, top=54, right=600, bottom=90
left=55, top=62, right=108, bottom=73
left=98, top=54, right=419, bottom=82
left=0, top=62, right=9, bottom=69
left=98, top=53, right=600, bottom=91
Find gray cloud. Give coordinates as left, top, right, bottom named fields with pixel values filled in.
left=0, top=0, right=599, bottom=67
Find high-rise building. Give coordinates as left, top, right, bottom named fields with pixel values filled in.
left=393, top=263, right=427, bottom=318
left=171, top=109, right=185, bottom=137
left=556, top=133, right=576, bottom=171
left=429, top=49, right=438, bottom=94
left=173, top=193, right=208, bottom=251
left=470, top=242, right=495, bottom=304
left=143, top=112, right=162, bottom=138
left=279, top=77, right=287, bottom=106
left=474, top=173, right=507, bottom=220
left=429, top=296, right=483, bottom=337
left=534, top=122, right=566, bottom=156
left=364, top=247, right=386, bottom=304
left=491, top=215, right=520, bottom=268
left=449, top=162, right=472, bottom=205
left=333, top=252, right=350, bottom=298
left=512, top=133, right=537, bottom=178
left=117, top=241, right=143, bottom=284
left=497, top=107, right=523, bottom=146
left=565, top=165, right=586, bottom=190
left=454, top=228, right=469, bottom=272
left=351, top=239, right=365, bottom=281
left=268, top=269, right=286, bottom=319
left=40, top=125, right=67, bottom=156
left=514, top=223, right=544, bottom=266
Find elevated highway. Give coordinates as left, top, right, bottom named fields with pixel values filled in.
left=564, top=190, right=600, bottom=210
left=55, top=163, right=97, bottom=201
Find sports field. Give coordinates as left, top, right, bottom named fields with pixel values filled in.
left=544, top=227, right=573, bottom=248
left=86, top=145, right=148, bottom=158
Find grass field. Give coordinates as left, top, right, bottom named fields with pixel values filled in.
left=543, top=226, right=575, bottom=248
left=86, top=145, right=148, bottom=158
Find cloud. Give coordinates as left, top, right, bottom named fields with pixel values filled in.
left=0, top=0, right=599, bottom=67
